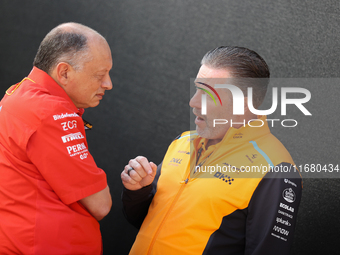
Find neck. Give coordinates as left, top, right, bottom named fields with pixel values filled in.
left=205, top=114, right=259, bottom=149
left=206, top=138, right=221, bottom=149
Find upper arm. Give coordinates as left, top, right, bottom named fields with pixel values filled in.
left=27, top=105, right=108, bottom=206
left=245, top=163, right=302, bottom=255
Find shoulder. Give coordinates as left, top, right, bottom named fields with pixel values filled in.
left=252, top=132, right=295, bottom=166
left=175, top=130, right=198, bottom=141
left=11, top=82, right=77, bottom=127
left=161, top=131, right=197, bottom=157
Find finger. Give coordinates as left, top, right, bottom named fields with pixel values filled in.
left=124, top=164, right=133, bottom=175
left=136, top=156, right=153, bottom=175
left=149, top=162, right=158, bottom=176
left=129, top=157, right=151, bottom=177
left=126, top=166, right=134, bottom=176
left=121, top=170, right=138, bottom=185
left=128, top=160, right=146, bottom=179
left=124, top=163, right=146, bottom=182
left=124, top=164, right=142, bottom=182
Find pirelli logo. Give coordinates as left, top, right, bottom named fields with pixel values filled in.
left=61, top=132, right=84, bottom=143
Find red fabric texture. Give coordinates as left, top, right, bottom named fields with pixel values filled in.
left=0, top=67, right=107, bottom=254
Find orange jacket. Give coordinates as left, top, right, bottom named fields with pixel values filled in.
left=124, top=117, right=302, bottom=255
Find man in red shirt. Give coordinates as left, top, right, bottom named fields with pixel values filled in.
left=0, top=22, right=112, bottom=254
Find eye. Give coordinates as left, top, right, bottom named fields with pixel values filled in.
left=95, top=74, right=105, bottom=80
left=195, top=86, right=205, bottom=93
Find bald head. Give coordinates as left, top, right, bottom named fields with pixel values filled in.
left=55, top=22, right=105, bottom=41
left=33, top=22, right=108, bottom=74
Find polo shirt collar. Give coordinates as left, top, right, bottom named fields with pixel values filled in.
left=27, top=67, right=84, bottom=116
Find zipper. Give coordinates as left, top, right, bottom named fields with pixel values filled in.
left=196, top=146, right=203, bottom=165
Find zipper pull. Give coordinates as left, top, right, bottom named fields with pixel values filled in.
left=180, top=178, right=189, bottom=184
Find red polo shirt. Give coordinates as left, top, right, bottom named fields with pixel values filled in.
left=0, top=67, right=108, bottom=254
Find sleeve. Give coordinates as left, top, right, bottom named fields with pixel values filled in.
left=122, top=162, right=162, bottom=229
left=245, top=162, right=302, bottom=255
left=26, top=107, right=107, bottom=205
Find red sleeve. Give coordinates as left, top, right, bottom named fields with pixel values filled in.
left=26, top=106, right=107, bottom=205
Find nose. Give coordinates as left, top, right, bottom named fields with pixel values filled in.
left=189, top=89, right=201, bottom=109
left=102, top=74, right=113, bottom=90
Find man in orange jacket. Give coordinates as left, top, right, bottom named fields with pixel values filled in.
left=121, top=46, right=302, bottom=255
left=0, top=22, right=112, bottom=254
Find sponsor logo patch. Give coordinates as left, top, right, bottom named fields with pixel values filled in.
left=282, top=188, right=296, bottom=203
left=53, top=112, right=79, bottom=120
left=66, top=142, right=88, bottom=157
left=61, top=132, right=84, bottom=143
left=279, top=202, right=294, bottom=213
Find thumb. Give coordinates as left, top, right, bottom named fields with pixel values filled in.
left=149, top=162, right=158, bottom=176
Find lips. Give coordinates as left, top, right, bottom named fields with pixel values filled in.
left=193, top=109, right=206, bottom=124
left=96, top=93, right=104, bottom=99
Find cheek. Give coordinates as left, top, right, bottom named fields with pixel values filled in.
left=210, top=105, right=228, bottom=119
left=91, top=80, right=103, bottom=92
left=81, top=81, right=99, bottom=95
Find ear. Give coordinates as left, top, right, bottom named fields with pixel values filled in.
left=244, top=97, right=250, bottom=113
left=243, top=96, right=257, bottom=119
left=52, top=62, right=74, bottom=87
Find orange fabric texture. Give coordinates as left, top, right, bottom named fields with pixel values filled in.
left=129, top=119, right=297, bottom=255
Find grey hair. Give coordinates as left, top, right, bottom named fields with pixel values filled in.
left=33, top=26, right=92, bottom=74
left=201, top=46, right=270, bottom=108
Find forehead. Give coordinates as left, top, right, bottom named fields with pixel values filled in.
left=195, top=65, right=231, bottom=86
left=197, top=65, right=231, bottom=78
left=85, top=38, right=112, bottom=71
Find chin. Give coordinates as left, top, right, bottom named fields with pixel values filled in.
left=89, top=101, right=100, bottom=108
left=196, top=127, right=210, bottom=139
